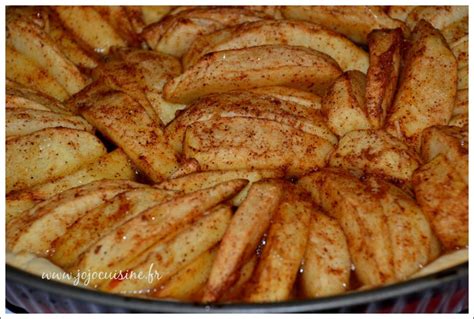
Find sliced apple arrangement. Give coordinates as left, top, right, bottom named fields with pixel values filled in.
left=6, top=6, right=468, bottom=303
